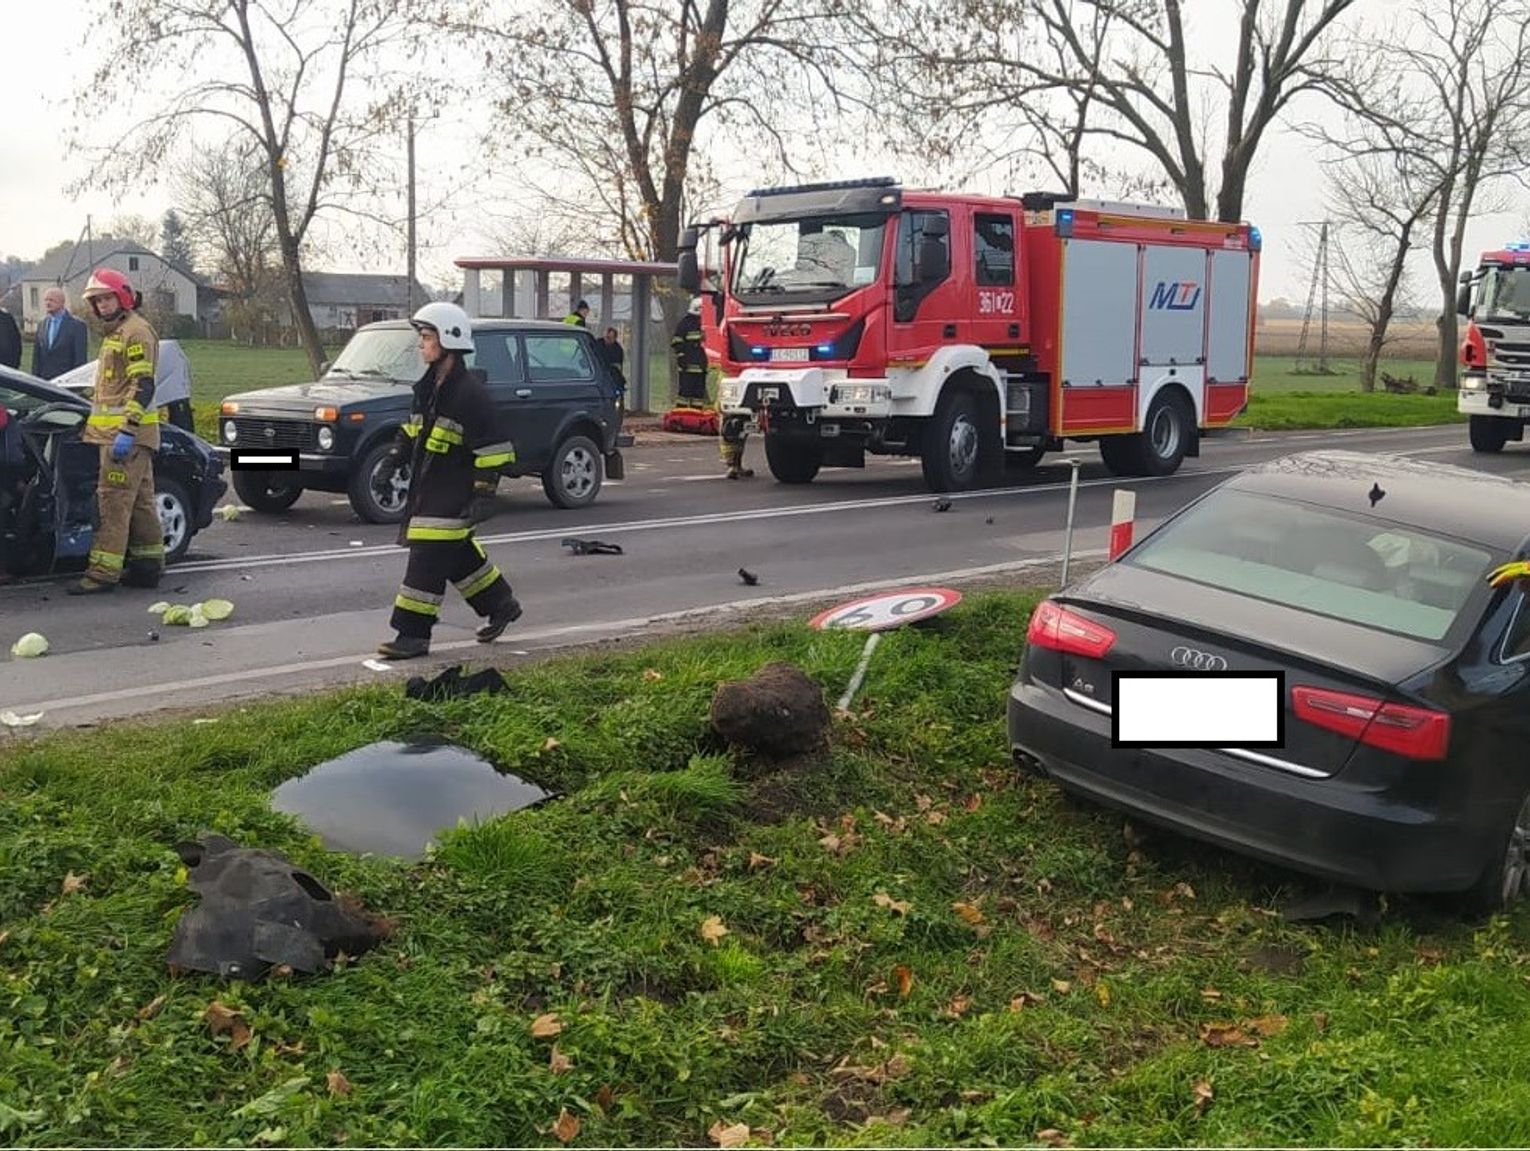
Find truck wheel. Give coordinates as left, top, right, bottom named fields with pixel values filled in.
left=1135, top=390, right=1193, bottom=476
left=1470, top=415, right=1511, bottom=453
left=542, top=434, right=604, bottom=509
left=921, top=391, right=985, bottom=492
left=231, top=470, right=303, bottom=514
left=348, top=441, right=411, bottom=525
left=1006, top=445, right=1046, bottom=471
left=1460, top=786, right=1530, bottom=915
left=1098, top=435, right=1138, bottom=477
left=765, top=434, right=822, bottom=484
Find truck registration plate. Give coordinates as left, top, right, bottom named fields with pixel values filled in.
left=770, top=347, right=810, bottom=362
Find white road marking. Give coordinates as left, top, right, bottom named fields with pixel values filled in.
left=10, top=550, right=1110, bottom=715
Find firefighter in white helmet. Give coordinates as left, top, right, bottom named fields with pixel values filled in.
left=377, top=301, right=522, bottom=659
left=71, top=268, right=164, bottom=594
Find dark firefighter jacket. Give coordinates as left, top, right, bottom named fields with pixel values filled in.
left=672, top=312, right=707, bottom=372
left=392, top=359, right=516, bottom=546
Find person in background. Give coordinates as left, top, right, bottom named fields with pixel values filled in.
left=563, top=299, right=590, bottom=327
left=152, top=339, right=195, bottom=432
left=0, top=306, right=20, bottom=369
left=671, top=297, right=708, bottom=408
left=600, top=326, right=627, bottom=402
left=31, top=287, right=89, bottom=380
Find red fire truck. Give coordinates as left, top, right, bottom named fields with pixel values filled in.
left=1457, top=240, right=1530, bottom=454
left=676, top=177, right=1261, bottom=491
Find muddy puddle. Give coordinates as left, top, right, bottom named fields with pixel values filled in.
left=271, top=740, right=551, bottom=859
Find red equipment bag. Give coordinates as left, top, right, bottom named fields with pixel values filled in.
left=661, top=406, right=720, bottom=435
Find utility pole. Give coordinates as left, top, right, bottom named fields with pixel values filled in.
left=1294, top=219, right=1337, bottom=375
left=406, top=110, right=417, bottom=314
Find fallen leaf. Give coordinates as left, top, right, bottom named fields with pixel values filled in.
left=552, top=1107, right=580, bottom=1143
left=1199, top=1023, right=1257, bottom=1048
left=1312, top=1011, right=1330, bottom=1031
left=1095, top=982, right=1112, bottom=1007
left=818, top=833, right=842, bottom=853
left=0, top=929, right=9, bottom=949
left=700, top=915, right=729, bottom=946
left=924, top=809, right=947, bottom=826
left=61, top=872, right=88, bottom=896
left=1036, top=1128, right=1071, bottom=1147
left=709, top=1120, right=751, bottom=1148
left=868, top=1108, right=912, bottom=1128
left=747, top=852, right=777, bottom=871
left=914, top=794, right=934, bottom=811
left=643, top=668, right=664, bottom=682
left=893, top=964, right=914, bottom=997
left=873, top=892, right=912, bottom=915
left=1200, top=988, right=1223, bottom=1000
left=1246, top=1014, right=1288, bottom=1038
left=1192, top=1078, right=1214, bottom=1115
left=595, top=1085, right=615, bottom=1113
left=1036, top=878, right=1053, bottom=895
left=943, top=994, right=973, bottom=1018
left=136, top=994, right=167, bottom=1021
left=1051, top=979, right=1072, bottom=995
left=952, top=901, right=986, bottom=926
left=963, top=793, right=983, bottom=812
left=204, top=1000, right=252, bottom=1050
left=1121, top=897, right=1134, bottom=911
left=1009, top=991, right=1046, bottom=1011
left=326, top=1070, right=352, bottom=1096
left=549, top=1046, right=573, bottom=1074
left=530, top=1013, right=564, bottom=1039
left=542, top=737, right=562, bottom=752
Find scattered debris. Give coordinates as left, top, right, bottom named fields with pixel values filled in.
left=10, top=632, right=48, bottom=659
left=362, top=659, right=393, bottom=673
left=404, top=665, right=509, bottom=702
left=985, top=516, right=994, bottom=525
left=217, top=504, right=249, bottom=522
left=710, top=661, right=831, bottom=762
left=0, top=710, right=44, bottom=727
left=562, top=536, right=624, bottom=556
left=932, top=497, right=953, bottom=513
left=1368, top=482, right=1386, bottom=507
left=165, top=833, right=390, bottom=981
left=737, top=567, right=759, bottom=586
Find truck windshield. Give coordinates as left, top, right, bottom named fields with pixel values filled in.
left=1478, top=266, right=1530, bottom=322
left=326, top=328, right=424, bottom=381
left=731, top=212, right=888, bottom=301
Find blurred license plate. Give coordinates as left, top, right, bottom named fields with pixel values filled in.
left=770, top=347, right=810, bottom=362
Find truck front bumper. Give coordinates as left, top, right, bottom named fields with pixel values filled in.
left=1459, top=383, right=1530, bottom=419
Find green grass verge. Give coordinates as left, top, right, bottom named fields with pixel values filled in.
left=1234, top=390, right=1465, bottom=431
left=3, top=590, right=1529, bottom=1146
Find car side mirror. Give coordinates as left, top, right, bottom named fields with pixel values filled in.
left=1456, top=285, right=1473, bottom=317
left=677, top=251, right=700, bottom=293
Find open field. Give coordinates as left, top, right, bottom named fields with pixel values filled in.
left=2, top=589, right=1529, bottom=1146
left=1254, top=316, right=1441, bottom=361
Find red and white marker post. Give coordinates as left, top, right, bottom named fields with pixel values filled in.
left=1109, top=490, right=1137, bottom=560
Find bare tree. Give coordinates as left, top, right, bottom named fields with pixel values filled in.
left=72, top=0, right=425, bottom=374
left=1324, top=0, right=1530, bottom=390
left=439, top=0, right=869, bottom=281
left=859, top=0, right=1357, bottom=221
left=107, top=215, right=161, bottom=251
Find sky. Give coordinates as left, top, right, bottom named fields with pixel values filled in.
left=4, top=1, right=1525, bottom=308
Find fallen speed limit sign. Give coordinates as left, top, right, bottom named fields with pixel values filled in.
left=809, top=587, right=963, bottom=632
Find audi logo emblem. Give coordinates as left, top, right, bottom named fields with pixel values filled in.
left=1170, top=646, right=1228, bottom=671
left=263, top=425, right=276, bottom=439
left=764, top=322, right=812, bottom=337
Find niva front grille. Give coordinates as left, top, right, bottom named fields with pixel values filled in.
left=232, top=418, right=314, bottom=451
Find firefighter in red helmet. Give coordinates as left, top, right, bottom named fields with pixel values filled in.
left=71, top=268, right=164, bottom=594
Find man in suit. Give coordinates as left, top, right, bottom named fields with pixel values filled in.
left=31, top=287, right=89, bottom=380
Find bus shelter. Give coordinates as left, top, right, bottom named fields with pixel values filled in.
left=457, top=255, right=679, bottom=413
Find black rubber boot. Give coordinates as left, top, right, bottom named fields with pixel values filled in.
left=476, top=598, right=523, bottom=644
left=377, top=635, right=430, bottom=660
left=121, top=565, right=163, bottom=589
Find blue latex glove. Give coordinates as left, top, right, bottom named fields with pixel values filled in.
left=110, top=431, right=134, bottom=460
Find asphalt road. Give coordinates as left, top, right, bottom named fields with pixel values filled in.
left=4, top=423, right=1528, bottom=730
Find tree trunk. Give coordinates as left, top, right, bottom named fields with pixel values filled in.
left=280, top=235, right=326, bottom=377
left=1363, top=224, right=1416, bottom=393
left=1435, top=296, right=1459, bottom=392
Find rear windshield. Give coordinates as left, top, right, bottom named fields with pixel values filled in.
left=1125, top=488, right=1494, bottom=642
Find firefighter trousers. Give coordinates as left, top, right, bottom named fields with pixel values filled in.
left=676, top=367, right=708, bottom=405
left=720, top=415, right=749, bottom=470
left=390, top=531, right=516, bottom=640
left=88, top=444, right=164, bottom=585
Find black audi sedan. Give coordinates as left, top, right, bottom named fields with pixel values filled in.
left=1009, top=450, right=1530, bottom=912
left=1, top=366, right=227, bottom=576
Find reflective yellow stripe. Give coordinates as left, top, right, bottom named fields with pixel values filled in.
left=399, top=584, right=444, bottom=607
left=435, top=416, right=465, bottom=435
left=456, top=562, right=502, bottom=599
left=426, top=426, right=463, bottom=447
left=406, top=516, right=473, bottom=542
left=402, top=422, right=421, bottom=439
left=394, top=595, right=440, bottom=616
left=125, top=363, right=154, bottom=379
left=475, top=452, right=513, bottom=469
left=88, top=549, right=124, bottom=570
left=127, top=543, right=165, bottom=560
left=90, top=407, right=160, bottom=427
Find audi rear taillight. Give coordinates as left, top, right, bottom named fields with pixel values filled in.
left=1291, top=686, right=1451, bottom=761
left=1026, top=600, right=1117, bottom=659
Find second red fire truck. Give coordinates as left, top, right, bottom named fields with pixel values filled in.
left=677, top=177, right=1261, bottom=491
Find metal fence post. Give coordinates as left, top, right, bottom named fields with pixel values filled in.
left=1060, top=458, right=1083, bottom=587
